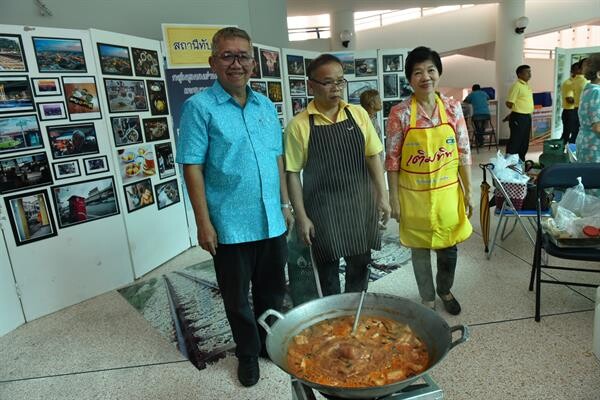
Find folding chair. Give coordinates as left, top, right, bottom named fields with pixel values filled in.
left=529, top=163, right=600, bottom=321
left=485, top=165, right=548, bottom=260
left=471, top=116, right=498, bottom=154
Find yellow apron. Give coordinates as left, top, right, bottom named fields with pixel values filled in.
left=398, top=95, right=472, bottom=249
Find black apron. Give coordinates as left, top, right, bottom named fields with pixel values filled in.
left=303, top=108, right=380, bottom=263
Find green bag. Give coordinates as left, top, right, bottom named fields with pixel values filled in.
left=539, top=139, right=568, bottom=167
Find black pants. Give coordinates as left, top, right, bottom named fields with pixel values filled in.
left=317, top=252, right=371, bottom=296
left=213, top=234, right=287, bottom=359
left=472, top=114, right=490, bottom=146
left=560, top=108, right=580, bottom=144
left=506, top=112, right=532, bottom=161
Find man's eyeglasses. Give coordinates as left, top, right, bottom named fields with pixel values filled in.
left=218, top=53, right=254, bottom=66
left=309, top=78, right=347, bottom=88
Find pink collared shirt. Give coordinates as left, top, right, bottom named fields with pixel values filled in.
left=385, top=94, right=472, bottom=171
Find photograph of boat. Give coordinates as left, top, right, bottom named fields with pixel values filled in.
left=0, top=114, right=43, bottom=155
left=0, top=34, right=27, bottom=72
left=97, top=43, right=132, bottom=76
left=32, top=37, right=87, bottom=73
left=0, top=76, right=34, bottom=114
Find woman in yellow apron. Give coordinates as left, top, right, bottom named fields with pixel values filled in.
left=385, top=46, right=473, bottom=315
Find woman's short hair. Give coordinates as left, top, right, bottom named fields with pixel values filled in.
left=307, top=54, right=343, bottom=79
left=583, top=54, right=600, bottom=81
left=360, top=89, right=380, bottom=110
left=405, top=46, right=442, bottom=79
left=211, top=27, right=252, bottom=55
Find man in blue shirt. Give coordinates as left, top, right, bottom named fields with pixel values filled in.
left=176, top=27, right=293, bottom=387
left=464, top=84, right=491, bottom=147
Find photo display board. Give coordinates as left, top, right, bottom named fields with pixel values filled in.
left=0, top=24, right=133, bottom=322
left=90, top=28, right=189, bottom=278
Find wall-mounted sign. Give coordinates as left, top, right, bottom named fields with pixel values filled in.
left=161, top=24, right=227, bottom=68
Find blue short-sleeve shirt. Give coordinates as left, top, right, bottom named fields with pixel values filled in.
left=176, top=80, right=285, bottom=244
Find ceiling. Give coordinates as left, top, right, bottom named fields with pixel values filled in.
left=286, top=0, right=498, bottom=16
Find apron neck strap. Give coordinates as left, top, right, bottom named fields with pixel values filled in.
left=410, top=94, right=447, bottom=127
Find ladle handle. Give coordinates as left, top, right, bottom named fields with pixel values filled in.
left=351, top=266, right=371, bottom=335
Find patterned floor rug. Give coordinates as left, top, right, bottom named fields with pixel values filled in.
left=118, top=235, right=411, bottom=369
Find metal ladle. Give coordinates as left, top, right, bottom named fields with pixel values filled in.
left=351, top=266, right=371, bottom=335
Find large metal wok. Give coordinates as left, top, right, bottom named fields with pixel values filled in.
left=258, top=292, right=469, bottom=399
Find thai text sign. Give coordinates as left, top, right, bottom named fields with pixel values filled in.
left=162, top=24, right=227, bottom=68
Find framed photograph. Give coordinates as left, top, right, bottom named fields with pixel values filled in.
left=154, top=142, right=175, bottom=179
left=146, top=80, right=169, bottom=115
left=304, top=58, right=313, bottom=76
left=291, top=97, right=307, bottom=116
left=289, top=79, right=306, bottom=96
left=62, top=76, right=102, bottom=121
left=286, top=54, right=305, bottom=76
left=355, top=58, right=377, bottom=77
left=267, top=81, right=283, bottom=103
left=46, top=123, right=99, bottom=159
left=131, top=47, right=160, bottom=78
left=52, top=159, right=81, bottom=180
left=0, top=76, right=34, bottom=114
left=383, top=74, right=399, bottom=98
left=142, top=117, right=169, bottom=142
left=4, top=189, right=57, bottom=246
left=382, top=55, right=403, bottom=72
left=32, top=37, right=87, bottom=73
left=0, top=34, right=28, bottom=72
left=399, top=76, right=413, bottom=98
left=30, top=77, right=62, bottom=97
left=155, top=179, right=180, bottom=210
left=37, top=101, right=67, bottom=121
left=110, top=115, right=142, bottom=147
left=117, top=144, right=156, bottom=183
left=0, top=114, right=44, bottom=155
left=124, top=178, right=154, bottom=213
left=97, top=43, right=133, bottom=76
left=83, top=155, right=109, bottom=175
left=51, top=176, right=119, bottom=228
left=260, top=49, right=281, bottom=78
left=0, top=152, right=53, bottom=194
left=250, top=81, right=267, bottom=96
left=336, top=53, right=355, bottom=75
left=275, top=103, right=283, bottom=115
left=250, top=46, right=261, bottom=79
left=383, top=100, right=401, bottom=118
left=104, top=78, right=148, bottom=113
left=347, top=79, right=378, bottom=104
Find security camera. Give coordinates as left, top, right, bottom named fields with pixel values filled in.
left=515, top=16, right=529, bottom=34
left=340, top=30, right=353, bottom=48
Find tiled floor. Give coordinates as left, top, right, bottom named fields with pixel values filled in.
left=1, top=147, right=599, bottom=400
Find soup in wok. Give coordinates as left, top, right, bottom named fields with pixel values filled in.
left=286, top=315, right=429, bottom=387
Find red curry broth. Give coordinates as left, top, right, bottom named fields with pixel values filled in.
left=286, top=315, right=429, bottom=387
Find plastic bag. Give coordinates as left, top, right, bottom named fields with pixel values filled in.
left=490, top=151, right=529, bottom=184
left=558, top=177, right=586, bottom=216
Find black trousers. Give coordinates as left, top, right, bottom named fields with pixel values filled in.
left=213, top=234, right=287, bottom=359
left=317, top=252, right=371, bottom=296
left=506, top=112, right=532, bottom=161
left=560, top=108, right=580, bottom=144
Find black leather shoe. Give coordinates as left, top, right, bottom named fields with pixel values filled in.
left=237, top=356, right=259, bottom=387
left=439, top=293, right=461, bottom=315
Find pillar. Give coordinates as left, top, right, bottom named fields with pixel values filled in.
left=330, top=10, right=355, bottom=51
left=495, top=0, right=526, bottom=140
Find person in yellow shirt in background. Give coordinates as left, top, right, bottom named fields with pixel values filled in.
left=505, top=65, right=534, bottom=161
left=285, top=54, right=390, bottom=296
left=561, top=61, right=589, bottom=145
